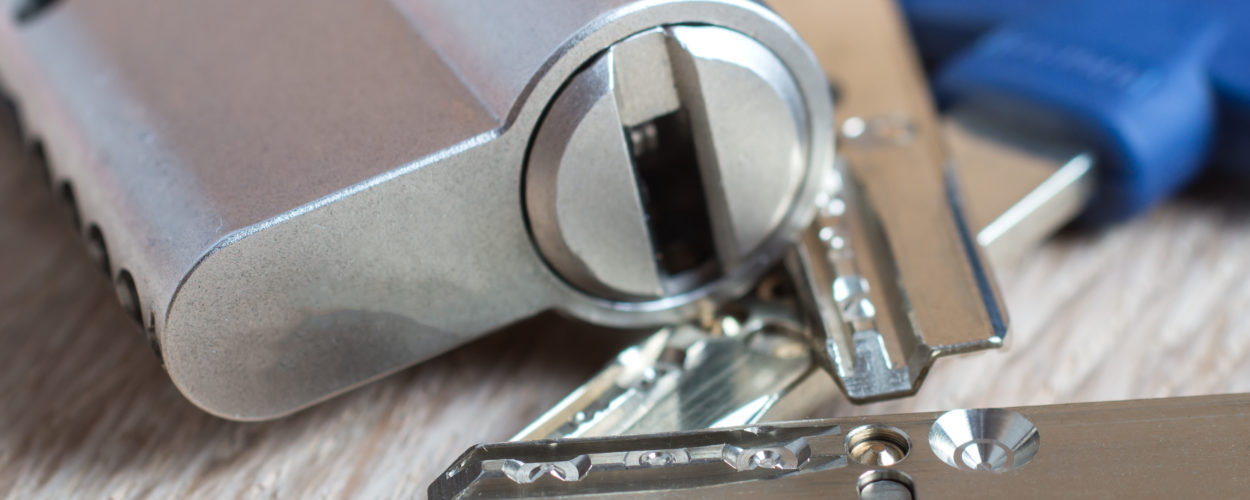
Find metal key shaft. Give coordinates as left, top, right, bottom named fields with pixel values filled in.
left=435, top=394, right=1250, bottom=499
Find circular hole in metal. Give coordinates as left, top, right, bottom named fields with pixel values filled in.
left=85, top=224, right=111, bottom=275
left=115, top=269, right=142, bottom=325
left=929, top=408, right=1040, bottom=472
left=857, top=469, right=914, bottom=500
left=59, top=180, right=81, bottom=232
left=846, top=425, right=911, bottom=466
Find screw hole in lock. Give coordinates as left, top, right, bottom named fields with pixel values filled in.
left=846, top=425, right=911, bottom=466
left=929, top=408, right=1040, bottom=472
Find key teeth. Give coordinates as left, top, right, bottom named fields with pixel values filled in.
left=791, top=155, right=1004, bottom=404
left=838, top=331, right=915, bottom=400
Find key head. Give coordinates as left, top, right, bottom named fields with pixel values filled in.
left=903, top=0, right=1250, bottom=223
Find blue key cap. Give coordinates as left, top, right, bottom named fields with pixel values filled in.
left=901, top=0, right=1250, bottom=224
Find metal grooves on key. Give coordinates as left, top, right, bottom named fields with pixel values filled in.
left=797, top=161, right=919, bottom=401
left=511, top=304, right=815, bottom=441
left=430, top=423, right=847, bottom=499
left=549, top=344, right=684, bottom=439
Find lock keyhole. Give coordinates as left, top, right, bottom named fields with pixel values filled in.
left=627, top=111, right=718, bottom=277
left=526, top=25, right=811, bottom=302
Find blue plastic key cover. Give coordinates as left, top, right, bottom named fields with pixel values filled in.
left=901, top=0, right=1250, bottom=224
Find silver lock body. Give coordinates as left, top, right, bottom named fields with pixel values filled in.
left=0, top=0, right=833, bottom=419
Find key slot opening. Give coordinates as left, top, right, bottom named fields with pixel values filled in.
left=626, top=110, right=719, bottom=281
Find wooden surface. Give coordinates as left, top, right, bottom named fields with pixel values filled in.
left=4, top=8, right=1250, bottom=500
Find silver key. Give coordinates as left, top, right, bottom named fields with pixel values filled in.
left=782, top=0, right=1009, bottom=403
left=512, top=299, right=823, bottom=441
left=433, top=419, right=847, bottom=499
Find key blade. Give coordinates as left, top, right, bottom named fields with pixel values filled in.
left=512, top=300, right=825, bottom=441
left=432, top=420, right=845, bottom=499
left=778, top=0, right=1008, bottom=402
left=434, top=394, right=1250, bottom=500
